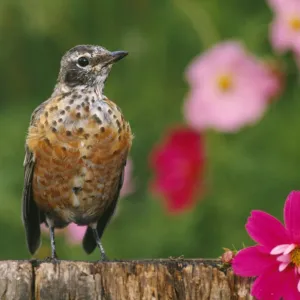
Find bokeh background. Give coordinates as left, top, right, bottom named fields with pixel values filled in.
left=0, top=0, right=299, bottom=260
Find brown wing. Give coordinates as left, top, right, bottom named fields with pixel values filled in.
left=22, top=102, right=48, bottom=255
left=82, top=161, right=126, bottom=254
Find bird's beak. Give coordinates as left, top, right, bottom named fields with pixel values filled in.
left=102, top=51, right=128, bottom=67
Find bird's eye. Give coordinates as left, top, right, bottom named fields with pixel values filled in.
left=77, top=56, right=89, bottom=67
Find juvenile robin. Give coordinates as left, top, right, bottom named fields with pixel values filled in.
left=22, top=45, right=133, bottom=260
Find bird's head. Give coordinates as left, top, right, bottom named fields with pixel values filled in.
left=57, top=44, right=128, bottom=90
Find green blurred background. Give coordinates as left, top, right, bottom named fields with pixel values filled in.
left=0, top=0, right=299, bottom=260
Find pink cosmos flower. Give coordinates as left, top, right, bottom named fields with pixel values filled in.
left=268, top=0, right=300, bottom=54
left=65, top=223, right=87, bottom=244
left=233, top=191, right=300, bottom=300
left=149, top=127, right=205, bottom=213
left=120, top=158, right=135, bottom=198
left=184, top=42, right=281, bottom=132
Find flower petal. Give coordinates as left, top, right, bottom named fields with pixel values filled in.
left=183, top=41, right=280, bottom=133
left=232, top=246, right=276, bottom=277
left=251, top=264, right=293, bottom=300
left=120, top=157, right=135, bottom=198
left=270, top=244, right=291, bottom=255
left=283, top=243, right=296, bottom=255
left=270, top=19, right=291, bottom=54
left=66, top=224, right=86, bottom=244
left=246, top=210, right=290, bottom=251
left=280, top=268, right=300, bottom=300
left=279, top=262, right=289, bottom=272
left=149, top=127, right=205, bottom=213
left=277, top=254, right=290, bottom=263
left=284, top=191, right=300, bottom=244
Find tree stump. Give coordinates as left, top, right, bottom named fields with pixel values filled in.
left=0, top=259, right=254, bottom=300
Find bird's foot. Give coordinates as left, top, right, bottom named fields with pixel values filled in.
left=45, top=255, right=59, bottom=263
left=99, top=253, right=109, bottom=262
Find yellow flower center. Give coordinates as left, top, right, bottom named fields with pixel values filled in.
left=288, top=16, right=300, bottom=31
left=291, top=247, right=300, bottom=266
left=217, top=74, right=233, bottom=92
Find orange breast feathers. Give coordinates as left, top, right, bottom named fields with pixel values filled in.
left=26, top=94, right=133, bottom=216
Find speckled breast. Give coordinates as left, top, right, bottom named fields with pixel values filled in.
left=26, top=89, right=133, bottom=225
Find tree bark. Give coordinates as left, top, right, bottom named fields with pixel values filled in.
left=0, top=259, right=254, bottom=300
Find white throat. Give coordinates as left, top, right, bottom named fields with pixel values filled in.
left=51, top=82, right=105, bottom=99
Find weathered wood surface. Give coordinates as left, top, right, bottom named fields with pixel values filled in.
left=0, top=259, right=254, bottom=300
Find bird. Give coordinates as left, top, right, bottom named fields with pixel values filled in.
left=22, top=44, right=133, bottom=260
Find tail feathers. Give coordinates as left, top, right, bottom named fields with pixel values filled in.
left=27, top=226, right=41, bottom=255
left=23, top=197, right=43, bottom=255
left=82, top=227, right=96, bottom=254
left=24, top=212, right=42, bottom=255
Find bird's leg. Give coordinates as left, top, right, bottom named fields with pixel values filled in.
left=92, top=228, right=108, bottom=261
left=49, top=226, right=58, bottom=260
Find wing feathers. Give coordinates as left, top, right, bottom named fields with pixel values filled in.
left=22, top=149, right=41, bottom=254
left=22, top=103, right=48, bottom=255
